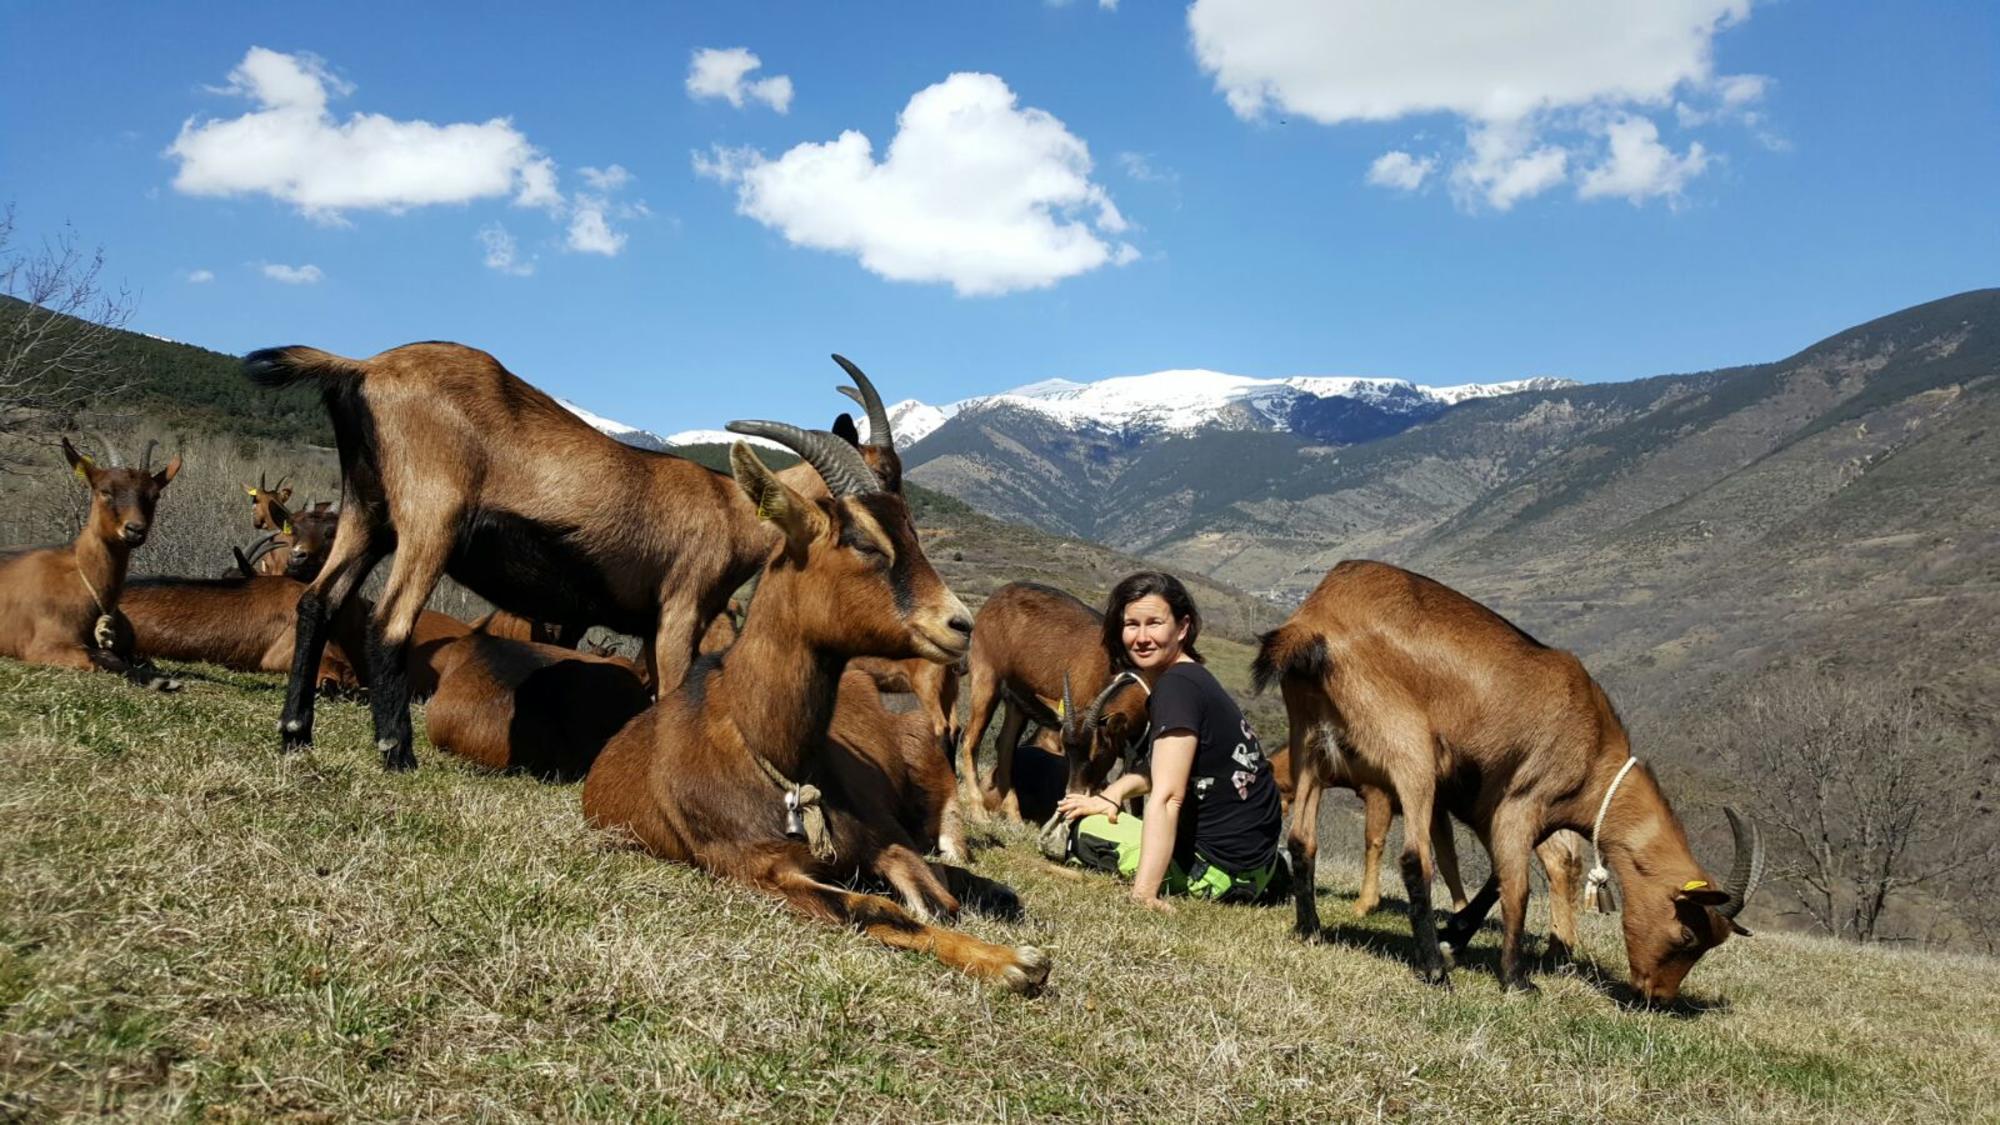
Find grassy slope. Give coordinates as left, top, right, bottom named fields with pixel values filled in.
left=3, top=662, right=1997, bottom=1121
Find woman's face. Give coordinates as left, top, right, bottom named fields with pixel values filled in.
left=1121, top=594, right=1188, bottom=671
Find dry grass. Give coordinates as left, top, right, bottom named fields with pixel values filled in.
left=3, top=660, right=1997, bottom=1121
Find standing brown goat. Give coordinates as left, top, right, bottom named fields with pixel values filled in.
left=0, top=437, right=180, bottom=689
left=956, top=582, right=1150, bottom=822
left=1255, top=561, right=1761, bottom=1003
left=582, top=426, right=1048, bottom=992
left=244, top=341, right=787, bottom=770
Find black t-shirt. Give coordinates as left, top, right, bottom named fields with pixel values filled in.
left=1144, top=661, right=1283, bottom=876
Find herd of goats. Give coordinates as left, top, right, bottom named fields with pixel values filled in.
left=0, top=341, right=1764, bottom=1005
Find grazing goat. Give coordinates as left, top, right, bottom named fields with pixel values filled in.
left=1255, top=560, right=1761, bottom=1003
left=243, top=341, right=783, bottom=770
left=582, top=425, right=1048, bottom=993
left=0, top=437, right=180, bottom=689
left=426, top=633, right=650, bottom=779
left=957, top=582, right=1149, bottom=822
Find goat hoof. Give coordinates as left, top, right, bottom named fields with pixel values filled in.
left=1294, top=925, right=1324, bottom=946
left=378, top=740, right=417, bottom=772
left=1503, top=976, right=1541, bottom=996
left=1417, top=964, right=1453, bottom=989
left=1002, top=945, right=1052, bottom=995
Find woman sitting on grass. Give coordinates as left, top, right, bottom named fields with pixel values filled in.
left=1053, top=571, right=1286, bottom=910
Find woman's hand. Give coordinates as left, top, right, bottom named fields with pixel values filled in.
left=1056, top=792, right=1119, bottom=823
left=1131, top=893, right=1176, bottom=914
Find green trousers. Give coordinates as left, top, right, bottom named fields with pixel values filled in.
left=1070, top=813, right=1284, bottom=903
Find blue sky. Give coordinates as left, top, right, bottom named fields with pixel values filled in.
left=2, top=0, right=1994, bottom=434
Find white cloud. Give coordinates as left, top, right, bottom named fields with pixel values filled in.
left=169, top=47, right=562, bottom=222
left=261, top=263, right=323, bottom=284
left=686, top=48, right=794, bottom=114
left=567, top=206, right=626, bottom=256
left=1188, top=0, right=1765, bottom=209
left=1118, top=151, right=1176, bottom=184
left=696, top=72, right=1135, bottom=297
left=1365, top=150, right=1435, bottom=192
left=1451, top=121, right=1570, bottom=210
left=1578, top=115, right=1710, bottom=204
left=565, top=165, right=639, bottom=255
left=185, top=269, right=215, bottom=284
left=478, top=224, right=534, bottom=275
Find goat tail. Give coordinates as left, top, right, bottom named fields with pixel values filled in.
left=1252, top=623, right=1331, bottom=695
left=242, top=346, right=367, bottom=391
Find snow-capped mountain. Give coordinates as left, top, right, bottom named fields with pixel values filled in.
left=562, top=369, right=1577, bottom=453
left=558, top=399, right=671, bottom=451
left=882, top=369, right=1577, bottom=444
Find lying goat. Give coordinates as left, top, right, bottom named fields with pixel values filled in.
left=426, top=633, right=649, bottom=779
left=0, top=437, right=180, bottom=689
left=1256, top=560, right=1760, bottom=1002
left=583, top=425, right=1047, bottom=992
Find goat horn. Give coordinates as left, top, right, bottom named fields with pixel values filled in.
left=88, top=429, right=124, bottom=467
left=241, top=533, right=283, bottom=570
left=831, top=354, right=893, bottom=450
left=140, top=439, right=159, bottom=471
left=1717, top=807, right=1764, bottom=920
left=724, top=420, right=881, bottom=497
left=1084, top=674, right=1134, bottom=732
left=258, top=470, right=270, bottom=493
left=1061, top=673, right=1075, bottom=727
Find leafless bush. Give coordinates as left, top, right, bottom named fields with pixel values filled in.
left=0, top=207, right=136, bottom=468
left=1706, top=664, right=1998, bottom=944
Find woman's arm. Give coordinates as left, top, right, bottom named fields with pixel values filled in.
left=1130, top=730, right=1195, bottom=908
left=1056, top=768, right=1151, bottom=822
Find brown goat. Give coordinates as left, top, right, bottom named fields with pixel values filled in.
left=0, top=437, right=181, bottom=689
left=426, top=633, right=650, bottom=780
left=243, top=471, right=292, bottom=530
left=243, top=341, right=789, bottom=770
left=957, top=582, right=1150, bottom=823
left=826, top=669, right=967, bottom=862
left=582, top=428, right=1048, bottom=993
left=246, top=497, right=340, bottom=581
left=469, top=609, right=586, bottom=650
left=779, top=357, right=962, bottom=764
left=1255, top=561, right=1761, bottom=1003
left=117, top=572, right=360, bottom=691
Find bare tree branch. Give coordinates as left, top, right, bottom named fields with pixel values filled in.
left=0, top=205, right=137, bottom=470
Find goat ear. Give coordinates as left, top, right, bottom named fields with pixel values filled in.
left=730, top=441, right=819, bottom=551
left=832, top=412, right=861, bottom=447
left=62, top=437, right=93, bottom=479
left=276, top=486, right=292, bottom=504
left=154, top=455, right=182, bottom=487
left=244, top=484, right=259, bottom=498
left=1674, top=880, right=1731, bottom=908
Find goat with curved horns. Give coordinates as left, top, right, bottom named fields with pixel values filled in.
left=1255, top=560, right=1761, bottom=1004
left=242, top=342, right=893, bottom=769
left=583, top=424, right=1049, bottom=993
left=0, top=436, right=180, bottom=690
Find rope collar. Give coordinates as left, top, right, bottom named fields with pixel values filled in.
left=76, top=565, right=115, bottom=650
left=1584, top=756, right=1640, bottom=912
left=752, top=752, right=835, bottom=863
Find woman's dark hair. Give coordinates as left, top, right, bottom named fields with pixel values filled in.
left=1102, top=571, right=1204, bottom=668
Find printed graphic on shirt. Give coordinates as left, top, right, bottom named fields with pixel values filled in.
left=1232, top=769, right=1256, bottom=800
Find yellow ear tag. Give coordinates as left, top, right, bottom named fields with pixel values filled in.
left=1056, top=699, right=1066, bottom=719
left=282, top=521, right=293, bottom=536
left=245, top=486, right=258, bottom=498
left=755, top=490, right=778, bottom=521
left=1681, top=879, right=1710, bottom=892
left=74, top=461, right=90, bottom=480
